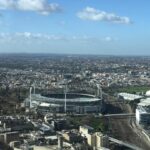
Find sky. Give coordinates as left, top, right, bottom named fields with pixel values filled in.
left=0, top=0, right=150, bottom=55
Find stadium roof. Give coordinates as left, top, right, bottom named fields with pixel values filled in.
left=118, top=93, right=143, bottom=101
left=28, top=94, right=101, bottom=103
left=39, top=103, right=50, bottom=107
left=138, top=98, right=150, bottom=107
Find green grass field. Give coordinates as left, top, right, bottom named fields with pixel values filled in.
left=104, top=85, right=150, bottom=95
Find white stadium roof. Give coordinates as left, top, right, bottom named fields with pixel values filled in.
left=39, top=103, right=51, bottom=107
left=118, top=93, right=143, bottom=101
left=146, top=90, right=150, bottom=96
left=27, top=94, right=101, bottom=103
left=138, top=98, right=150, bottom=107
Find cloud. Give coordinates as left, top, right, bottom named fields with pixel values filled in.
left=77, top=7, right=132, bottom=24
left=0, top=32, right=118, bottom=44
left=70, top=35, right=118, bottom=43
left=0, top=32, right=67, bottom=42
left=0, top=0, right=62, bottom=15
left=104, top=36, right=112, bottom=42
left=104, top=36, right=117, bottom=42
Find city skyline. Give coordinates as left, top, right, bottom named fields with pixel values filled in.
left=0, top=0, right=150, bottom=55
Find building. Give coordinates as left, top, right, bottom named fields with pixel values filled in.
left=136, top=98, right=150, bottom=125
left=79, top=125, right=109, bottom=149
left=0, top=132, right=19, bottom=144
left=79, top=125, right=94, bottom=135
left=51, top=119, right=68, bottom=131
left=62, top=130, right=83, bottom=143
left=94, top=132, right=109, bottom=149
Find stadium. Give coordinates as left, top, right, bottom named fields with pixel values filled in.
left=25, top=92, right=103, bottom=114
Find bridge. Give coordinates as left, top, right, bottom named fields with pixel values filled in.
left=104, top=113, right=135, bottom=118
left=109, top=137, right=143, bottom=150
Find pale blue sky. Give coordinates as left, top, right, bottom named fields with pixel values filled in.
left=0, top=0, right=150, bottom=55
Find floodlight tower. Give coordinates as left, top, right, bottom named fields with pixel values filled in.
left=33, top=84, right=35, bottom=94
left=96, top=84, right=100, bottom=97
left=29, top=87, right=32, bottom=109
left=96, top=83, right=103, bottom=112
left=64, top=83, right=68, bottom=114
left=96, top=84, right=103, bottom=100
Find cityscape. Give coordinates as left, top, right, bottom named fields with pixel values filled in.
left=0, top=54, right=150, bottom=150
left=0, top=0, right=150, bottom=150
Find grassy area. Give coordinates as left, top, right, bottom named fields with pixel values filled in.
left=68, top=115, right=108, bottom=133
left=104, top=85, right=150, bottom=95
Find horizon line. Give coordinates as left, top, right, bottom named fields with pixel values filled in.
left=0, top=52, right=150, bottom=57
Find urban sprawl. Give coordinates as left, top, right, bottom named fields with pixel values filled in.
left=0, top=54, right=150, bottom=150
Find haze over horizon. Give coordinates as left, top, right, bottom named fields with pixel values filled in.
left=0, top=0, right=150, bottom=55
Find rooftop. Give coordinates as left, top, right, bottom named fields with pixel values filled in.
left=138, top=98, right=150, bottom=107
left=118, top=93, right=143, bottom=101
